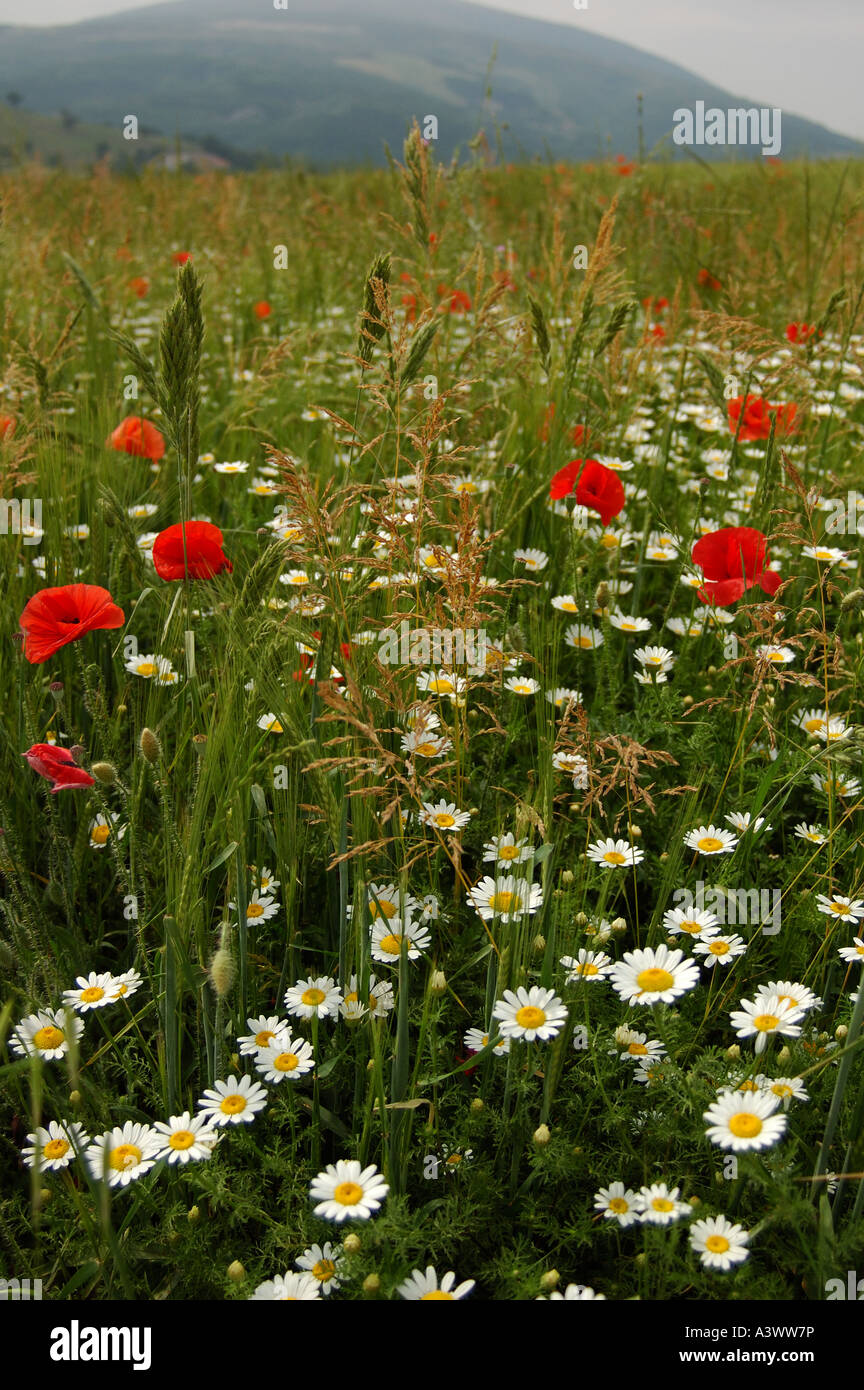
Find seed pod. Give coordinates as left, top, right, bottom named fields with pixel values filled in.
left=90, top=761, right=117, bottom=785
left=140, top=727, right=162, bottom=763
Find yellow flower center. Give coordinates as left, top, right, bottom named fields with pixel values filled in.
left=369, top=897, right=397, bottom=919
left=579, top=963, right=599, bottom=975
left=110, top=1143, right=142, bottom=1171
left=137, top=662, right=157, bottom=677
left=90, top=825, right=111, bottom=845
left=738, top=1079, right=758, bottom=1091
left=169, top=1130, right=195, bottom=1150
left=608, top=1197, right=629, bottom=1213
left=652, top=1198, right=674, bottom=1212
left=255, top=1029, right=276, bottom=1046
left=771, top=1084, right=792, bottom=1098
left=515, top=1005, right=546, bottom=1030
left=729, top=1113, right=762, bottom=1139
left=302, top=988, right=326, bottom=1006
left=705, top=1235, right=730, bottom=1254
left=43, top=1138, right=70, bottom=1160
left=559, top=600, right=578, bottom=612
left=33, top=1026, right=64, bottom=1050
left=600, top=534, right=619, bottom=549
left=313, top=1259, right=336, bottom=1282
left=627, top=1042, right=648, bottom=1055
left=113, top=983, right=128, bottom=997
left=577, top=636, right=593, bottom=648
left=379, top=933, right=406, bottom=955
left=414, top=742, right=439, bottom=757
left=498, top=845, right=519, bottom=860
left=430, top=679, right=454, bottom=693
left=267, top=720, right=284, bottom=733
left=680, top=920, right=702, bottom=934
left=753, top=1013, right=779, bottom=1031
left=490, top=891, right=520, bottom=913
left=445, top=1154, right=463, bottom=1166
left=274, top=1052, right=299, bottom=1072
left=247, top=902, right=265, bottom=918
left=830, top=902, right=851, bottom=915
left=603, top=850, right=627, bottom=864
left=708, top=941, right=730, bottom=956
left=421, top=1291, right=455, bottom=1300
left=637, top=967, right=674, bottom=993
left=80, top=985, right=105, bottom=1003
left=220, top=1094, right=247, bottom=1114
left=697, top=836, right=724, bottom=852
left=333, top=1181, right=363, bottom=1206
left=434, top=814, right=456, bottom=828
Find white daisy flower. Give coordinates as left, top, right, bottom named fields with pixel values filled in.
left=594, top=1181, right=640, bottom=1228
left=693, top=934, right=747, bottom=968
left=22, top=1121, right=89, bottom=1172
left=609, top=944, right=700, bottom=1006
left=755, top=1075, right=809, bottom=1108
left=255, top=1036, right=315, bottom=1083
left=309, top=1159, right=389, bottom=1222
left=197, top=1074, right=269, bottom=1126
left=62, top=971, right=116, bottom=1013
left=662, top=903, right=720, bottom=939
left=295, top=1242, right=344, bottom=1294
left=816, top=893, right=864, bottom=924
left=370, top=919, right=432, bottom=963
left=397, top=1266, right=476, bottom=1300
left=284, top=976, right=342, bottom=1020
left=794, top=822, right=827, bottom=845
left=107, top=969, right=143, bottom=1003
left=838, top=938, right=864, bottom=965
left=152, top=1111, right=220, bottom=1164
left=467, top=875, right=543, bottom=922
left=560, top=949, right=613, bottom=982
left=755, top=979, right=822, bottom=1014
left=585, top=837, right=644, bottom=869
left=690, top=1214, right=750, bottom=1270
left=683, top=824, right=738, bottom=856
left=504, top=675, right=541, bottom=696
left=514, top=547, right=549, bottom=572
left=614, top=1032, right=668, bottom=1064
left=236, top=1015, right=289, bottom=1055
left=703, top=1088, right=787, bottom=1151
left=11, top=1008, right=84, bottom=1061
left=564, top=623, right=604, bottom=650
left=249, top=1272, right=321, bottom=1300
left=419, top=800, right=473, bottom=832
left=85, top=1121, right=161, bottom=1188
left=608, top=611, right=652, bottom=634
left=463, top=1026, right=510, bottom=1057
left=545, top=687, right=583, bottom=712
left=492, top=986, right=568, bottom=1042
left=728, top=995, right=805, bottom=1053
left=482, top=832, right=534, bottom=866
left=257, top=712, right=285, bottom=734
left=537, top=1284, right=606, bottom=1300
left=636, top=1183, right=691, bottom=1226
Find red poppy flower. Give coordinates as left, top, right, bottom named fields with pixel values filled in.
left=642, top=296, right=669, bottom=315
left=401, top=292, right=418, bottom=323
left=22, top=744, right=95, bottom=793
left=128, top=276, right=150, bottom=298
left=538, top=401, right=556, bottom=443
left=697, top=269, right=722, bottom=291
left=646, top=324, right=666, bottom=341
left=437, top=284, right=471, bottom=314
left=254, top=301, right=272, bottom=319
left=18, top=583, right=125, bottom=664
left=549, top=459, right=626, bottom=527
left=727, top=394, right=797, bottom=441
left=785, top=322, right=819, bottom=344
left=172, top=251, right=191, bottom=265
left=152, top=521, right=233, bottom=581
left=107, top=416, right=166, bottom=461
left=0, top=414, right=16, bottom=440
left=569, top=423, right=591, bottom=446
left=614, top=154, right=635, bottom=176
left=691, top=526, right=782, bottom=606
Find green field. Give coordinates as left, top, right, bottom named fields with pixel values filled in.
left=2, top=143, right=864, bottom=1302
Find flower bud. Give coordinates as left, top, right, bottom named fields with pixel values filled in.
left=140, top=727, right=162, bottom=764
left=836, top=1024, right=848, bottom=1041
left=209, top=947, right=235, bottom=999
left=561, top=869, right=574, bottom=885
left=187, top=1205, right=200, bottom=1224
left=777, top=1046, right=791, bottom=1063
left=49, top=681, right=64, bottom=702
left=724, top=1045, right=740, bottom=1061
left=595, top=581, right=610, bottom=610
left=611, top=917, right=627, bottom=933
left=343, top=1234, right=361, bottom=1255
left=533, top=934, right=546, bottom=955
left=90, top=761, right=117, bottom=785
left=533, top=1123, right=551, bottom=1148
left=429, top=969, right=447, bottom=997
left=575, top=911, right=589, bottom=926
left=69, top=745, right=86, bottom=766
left=539, top=1269, right=560, bottom=1291
left=362, top=1273, right=380, bottom=1295
left=69, top=1090, right=82, bottom=1107
left=227, top=1260, right=245, bottom=1284
left=470, top=1098, right=484, bottom=1113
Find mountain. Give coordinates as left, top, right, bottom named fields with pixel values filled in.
left=0, top=0, right=858, bottom=168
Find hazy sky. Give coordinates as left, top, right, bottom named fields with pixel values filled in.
left=0, top=0, right=860, bottom=138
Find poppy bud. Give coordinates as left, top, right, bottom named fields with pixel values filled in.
left=69, top=745, right=86, bottom=766
left=209, top=948, right=235, bottom=999
left=39, top=1188, right=52, bottom=1206
left=91, top=762, right=117, bottom=785
left=140, top=727, right=162, bottom=763
left=595, top=581, right=610, bottom=609
left=49, top=681, right=64, bottom=702
left=840, top=588, right=864, bottom=613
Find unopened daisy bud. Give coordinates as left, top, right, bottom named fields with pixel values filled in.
left=634, top=1251, right=648, bottom=1267
left=533, top=1123, right=551, bottom=1148
left=629, top=825, right=642, bottom=838
left=227, top=1260, right=245, bottom=1284
left=39, top=1187, right=52, bottom=1206
left=688, top=1195, right=700, bottom=1207
left=682, top=695, right=693, bottom=707
left=209, top=947, right=235, bottom=999
left=725, top=1045, right=741, bottom=1061
left=429, top=969, right=447, bottom=997
left=539, top=1269, right=560, bottom=1291
left=611, top=917, right=627, bottom=933
left=836, top=1024, right=848, bottom=1041
left=90, top=761, right=117, bottom=785
left=140, top=726, right=162, bottom=763
left=575, top=911, right=589, bottom=927
left=561, top=869, right=574, bottom=885
left=841, top=588, right=864, bottom=613
left=707, top=665, right=717, bottom=676
left=533, top=934, right=546, bottom=955
left=69, top=744, right=86, bottom=766
left=470, top=1098, right=484, bottom=1113
left=362, top=1273, right=380, bottom=1295
left=69, top=1090, right=82, bottom=1107
left=343, top=1234, right=361, bottom=1255
left=777, top=1046, right=791, bottom=1063
left=115, top=704, right=127, bottom=716
left=187, top=1205, right=200, bottom=1224
left=595, top=581, right=610, bottom=609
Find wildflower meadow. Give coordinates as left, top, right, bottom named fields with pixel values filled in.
left=2, top=130, right=864, bottom=1310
